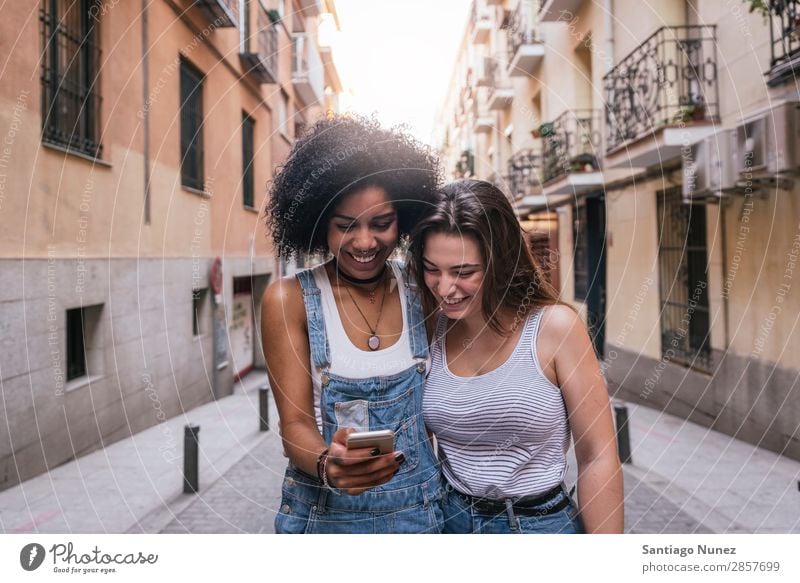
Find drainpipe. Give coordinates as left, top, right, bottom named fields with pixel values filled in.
left=604, top=0, right=614, bottom=75
left=141, top=0, right=150, bottom=224
left=720, top=200, right=730, bottom=349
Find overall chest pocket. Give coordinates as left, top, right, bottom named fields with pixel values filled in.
left=323, top=384, right=421, bottom=476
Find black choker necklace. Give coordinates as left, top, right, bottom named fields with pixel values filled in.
left=333, top=260, right=387, bottom=286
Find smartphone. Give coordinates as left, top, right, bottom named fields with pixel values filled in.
left=345, top=429, right=395, bottom=454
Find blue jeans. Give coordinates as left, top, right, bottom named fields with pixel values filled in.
left=442, top=481, right=585, bottom=534
left=275, top=465, right=444, bottom=534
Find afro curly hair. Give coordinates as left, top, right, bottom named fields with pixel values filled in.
left=266, top=114, right=442, bottom=259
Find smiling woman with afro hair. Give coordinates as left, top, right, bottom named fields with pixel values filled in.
left=261, top=114, right=447, bottom=534
left=266, top=114, right=441, bottom=258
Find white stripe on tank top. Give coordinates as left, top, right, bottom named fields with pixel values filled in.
left=423, top=307, right=570, bottom=499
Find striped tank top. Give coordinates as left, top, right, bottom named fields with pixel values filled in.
left=423, top=307, right=570, bottom=499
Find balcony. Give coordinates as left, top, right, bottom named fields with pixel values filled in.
left=539, top=0, right=585, bottom=22
left=540, top=109, right=604, bottom=196
left=292, top=33, right=325, bottom=106
left=604, top=25, right=718, bottom=168
left=474, top=114, right=494, bottom=134
left=240, top=5, right=278, bottom=84
left=471, top=87, right=494, bottom=133
left=193, top=0, right=239, bottom=27
left=486, top=59, right=514, bottom=110
left=766, top=1, right=800, bottom=86
left=475, top=57, right=493, bottom=86
left=454, top=150, right=475, bottom=178
left=296, top=0, right=323, bottom=17
left=508, top=149, right=542, bottom=198
left=507, top=0, right=544, bottom=76
left=470, top=1, right=493, bottom=44
left=507, top=149, right=543, bottom=214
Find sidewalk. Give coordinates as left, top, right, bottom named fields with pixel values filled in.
left=619, top=401, right=800, bottom=534
left=1, top=376, right=798, bottom=533
left=0, top=371, right=275, bottom=534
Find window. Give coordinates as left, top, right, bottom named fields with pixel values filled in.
left=572, top=204, right=588, bottom=301
left=242, top=113, right=255, bottom=208
left=66, top=308, right=86, bottom=381
left=66, top=304, right=103, bottom=383
left=192, top=288, right=209, bottom=336
left=40, top=0, right=103, bottom=157
left=180, top=58, right=204, bottom=191
left=276, top=91, right=288, bottom=137
left=657, top=188, right=711, bottom=371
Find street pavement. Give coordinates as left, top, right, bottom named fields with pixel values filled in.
left=1, top=371, right=798, bottom=534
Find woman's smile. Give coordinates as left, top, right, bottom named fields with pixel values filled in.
left=327, top=185, right=398, bottom=279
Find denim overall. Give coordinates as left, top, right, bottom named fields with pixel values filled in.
left=274, top=263, right=444, bottom=534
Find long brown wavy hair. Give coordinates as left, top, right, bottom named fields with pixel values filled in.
left=409, top=179, right=560, bottom=335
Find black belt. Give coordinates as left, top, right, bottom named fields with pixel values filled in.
left=461, top=483, right=570, bottom=517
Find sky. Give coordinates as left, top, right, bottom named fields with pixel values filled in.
left=330, top=0, right=474, bottom=146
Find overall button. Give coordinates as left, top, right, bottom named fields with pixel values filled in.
left=281, top=504, right=291, bottom=514
left=321, top=372, right=330, bottom=386
left=285, top=477, right=295, bottom=487
left=416, top=362, right=426, bottom=373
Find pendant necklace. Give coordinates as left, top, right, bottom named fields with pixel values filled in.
left=344, top=273, right=389, bottom=351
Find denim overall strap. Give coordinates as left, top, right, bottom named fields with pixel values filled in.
left=397, top=261, right=429, bottom=361
left=295, top=268, right=331, bottom=370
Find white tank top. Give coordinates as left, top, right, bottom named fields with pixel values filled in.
left=308, top=261, right=427, bottom=430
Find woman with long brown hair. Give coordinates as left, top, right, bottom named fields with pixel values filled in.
left=410, top=179, right=623, bottom=534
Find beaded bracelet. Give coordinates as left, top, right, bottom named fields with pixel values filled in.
left=321, top=456, right=336, bottom=491
left=316, top=448, right=329, bottom=482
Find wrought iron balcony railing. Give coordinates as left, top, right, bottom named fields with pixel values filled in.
left=767, top=0, right=800, bottom=86
left=507, top=0, right=540, bottom=62
left=604, top=25, right=718, bottom=154
left=540, top=109, right=602, bottom=184
left=507, top=149, right=541, bottom=198
left=193, top=0, right=239, bottom=28
left=240, top=5, right=278, bottom=84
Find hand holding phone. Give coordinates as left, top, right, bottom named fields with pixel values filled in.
left=345, top=429, right=395, bottom=455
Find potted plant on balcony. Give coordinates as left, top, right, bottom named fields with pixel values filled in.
left=532, top=122, right=554, bottom=139
left=743, top=0, right=800, bottom=35
left=672, top=103, right=707, bottom=124
left=267, top=9, right=281, bottom=24
left=742, top=0, right=770, bottom=20
left=569, top=153, right=598, bottom=173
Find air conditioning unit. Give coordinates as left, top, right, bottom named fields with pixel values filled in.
left=683, top=130, right=736, bottom=201
left=733, top=101, right=800, bottom=178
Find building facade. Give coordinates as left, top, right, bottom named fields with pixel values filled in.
left=0, top=0, right=341, bottom=491
left=436, top=0, right=800, bottom=461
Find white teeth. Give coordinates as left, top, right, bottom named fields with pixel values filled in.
left=443, top=297, right=467, bottom=305
left=352, top=253, right=377, bottom=263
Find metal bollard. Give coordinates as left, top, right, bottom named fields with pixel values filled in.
left=259, top=384, right=270, bottom=432
left=614, top=405, right=633, bottom=464
left=183, top=424, right=200, bottom=493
